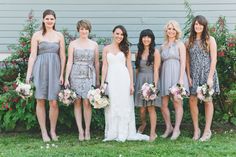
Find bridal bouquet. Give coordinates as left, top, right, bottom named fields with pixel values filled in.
left=15, top=74, right=34, bottom=99
left=169, top=83, right=188, bottom=100
left=196, top=84, right=214, bottom=102
left=58, top=88, right=77, bottom=106
left=141, top=82, right=158, bottom=101
left=87, top=82, right=109, bottom=109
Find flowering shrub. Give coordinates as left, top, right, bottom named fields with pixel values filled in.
left=209, top=17, right=236, bottom=124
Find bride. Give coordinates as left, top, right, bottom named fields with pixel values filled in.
left=101, top=25, right=149, bottom=142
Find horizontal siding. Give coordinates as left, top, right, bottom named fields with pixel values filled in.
left=0, top=0, right=236, bottom=60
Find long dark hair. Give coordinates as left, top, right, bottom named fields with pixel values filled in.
left=135, top=29, right=156, bottom=69
left=112, top=25, right=129, bottom=57
left=42, top=9, right=56, bottom=35
left=188, top=15, right=210, bottom=51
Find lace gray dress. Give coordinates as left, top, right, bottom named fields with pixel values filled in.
left=160, top=42, right=189, bottom=96
left=33, top=41, right=61, bottom=100
left=70, top=48, right=96, bottom=99
left=189, top=41, right=220, bottom=95
left=134, top=60, right=161, bottom=107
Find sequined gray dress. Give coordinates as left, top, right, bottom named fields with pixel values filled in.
left=70, top=48, right=96, bottom=99
left=189, top=41, right=220, bottom=95
left=134, top=60, right=161, bottom=107
left=160, top=42, right=189, bottom=96
left=33, top=41, right=61, bottom=100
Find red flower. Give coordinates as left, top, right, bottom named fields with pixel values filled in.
left=3, top=85, right=9, bottom=92
left=218, top=51, right=225, bottom=57
left=12, top=82, right=18, bottom=89
left=228, top=43, right=235, bottom=48
left=5, top=103, right=9, bottom=109
left=9, top=107, right=13, bottom=111
left=12, top=97, right=19, bottom=103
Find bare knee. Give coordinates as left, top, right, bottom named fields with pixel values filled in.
left=49, top=101, right=58, bottom=109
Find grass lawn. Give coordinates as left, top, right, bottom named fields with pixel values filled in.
left=0, top=125, right=236, bottom=157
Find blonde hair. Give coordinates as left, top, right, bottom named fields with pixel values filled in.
left=164, top=20, right=182, bottom=41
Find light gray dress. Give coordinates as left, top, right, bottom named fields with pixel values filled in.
left=134, top=60, right=161, bottom=107
left=33, top=41, right=61, bottom=100
left=160, top=42, right=189, bottom=96
left=70, top=48, right=96, bottom=99
left=189, top=40, right=220, bottom=95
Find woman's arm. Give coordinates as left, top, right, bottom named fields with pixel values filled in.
left=64, top=42, right=74, bottom=87
left=58, top=32, right=66, bottom=84
left=185, top=40, right=192, bottom=87
left=101, top=46, right=108, bottom=88
left=126, top=51, right=134, bottom=95
left=26, top=32, right=38, bottom=83
left=153, top=49, right=161, bottom=87
left=207, top=36, right=217, bottom=87
left=94, top=43, right=100, bottom=87
left=178, top=41, right=187, bottom=85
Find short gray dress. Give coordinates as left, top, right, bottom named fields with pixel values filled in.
left=189, top=40, right=220, bottom=95
left=70, top=48, right=96, bottom=99
left=134, top=60, right=161, bottom=107
left=33, top=41, right=61, bottom=100
left=160, top=42, right=189, bottom=96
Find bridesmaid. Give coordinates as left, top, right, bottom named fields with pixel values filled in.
left=186, top=15, right=220, bottom=141
left=64, top=20, right=100, bottom=141
left=160, top=20, right=189, bottom=140
left=134, top=29, right=161, bottom=141
left=26, top=9, right=66, bottom=142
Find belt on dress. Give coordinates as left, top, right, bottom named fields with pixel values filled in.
left=73, top=62, right=94, bottom=79
left=162, top=57, right=179, bottom=62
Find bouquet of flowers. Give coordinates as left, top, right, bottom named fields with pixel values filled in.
left=141, top=82, right=158, bottom=101
left=87, top=82, right=109, bottom=109
left=15, top=74, right=34, bottom=99
left=58, top=88, right=77, bottom=106
left=169, top=83, right=188, bottom=100
left=196, top=84, right=214, bottom=102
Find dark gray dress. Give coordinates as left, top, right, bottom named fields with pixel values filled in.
left=189, top=40, right=220, bottom=95
left=33, top=41, right=61, bottom=100
left=160, top=42, right=189, bottom=96
left=70, top=48, right=96, bottom=99
left=134, top=60, right=161, bottom=107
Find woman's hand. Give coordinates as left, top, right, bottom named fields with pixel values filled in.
left=178, top=79, right=184, bottom=86
left=130, top=85, right=134, bottom=95
left=64, top=79, right=70, bottom=88
left=60, top=75, right=64, bottom=85
left=207, top=77, right=213, bottom=88
left=188, top=77, right=192, bottom=87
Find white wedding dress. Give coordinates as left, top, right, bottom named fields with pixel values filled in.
left=103, top=52, right=149, bottom=142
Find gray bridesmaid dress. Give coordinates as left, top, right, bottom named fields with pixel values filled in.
left=69, top=48, right=96, bottom=99
left=189, top=40, right=220, bottom=95
left=134, top=60, right=161, bottom=107
left=160, top=42, right=189, bottom=96
left=33, top=41, right=61, bottom=100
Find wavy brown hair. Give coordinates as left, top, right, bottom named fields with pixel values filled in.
left=42, top=9, right=56, bottom=36
left=188, top=15, right=210, bottom=51
left=112, top=25, right=130, bottom=57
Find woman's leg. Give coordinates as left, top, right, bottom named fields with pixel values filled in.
left=200, top=101, right=214, bottom=141
left=147, top=105, right=157, bottom=141
left=137, top=107, right=147, bottom=133
left=161, top=96, right=173, bottom=138
left=189, top=95, right=201, bottom=140
left=49, top=100, right=59, bottom=141
left=36, top=99, right=50, bottom=142
left=170, top=99, right=183, bottom=140
left=74, top=99, right=84, bottom=141
left=83, top=99, right=92, bottom=140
